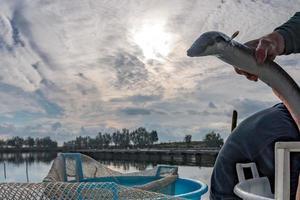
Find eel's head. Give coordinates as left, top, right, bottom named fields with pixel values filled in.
left=187, top=31, right=231, bottom=57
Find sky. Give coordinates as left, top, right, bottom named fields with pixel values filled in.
left=0, top=0, right=299, bottom=144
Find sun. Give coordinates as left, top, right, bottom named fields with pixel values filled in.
left=132, top=23, right=172, bottom=61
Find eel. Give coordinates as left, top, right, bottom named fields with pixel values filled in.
left=187, top=31, right=300, bottom=130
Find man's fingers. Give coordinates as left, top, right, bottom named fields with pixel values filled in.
left=247, top=75, right=258, bottom=82
left=256, top=41, right=268, bottom=64
left=234, top=67, right=244, bottom=75
left=235, top=68, right=250, bottom=76
left=255, top=39, right=276, bottom=64
left=256, top=48, right=267, bottom=64
left=234, top=33, right=280, bottom=81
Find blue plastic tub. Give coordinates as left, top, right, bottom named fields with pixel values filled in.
left=61, top=154, right=208, bottom=199
left=174, top=177, right=208, bottom=200
left=79, top=176, right=208, bottom=200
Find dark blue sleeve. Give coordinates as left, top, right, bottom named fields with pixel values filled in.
left=275, top=12, right=300, bottom=55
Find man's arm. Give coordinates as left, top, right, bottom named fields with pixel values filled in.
left=275, top=12, right=300, bottom=55
left=235, top=12, right=300, bottom=81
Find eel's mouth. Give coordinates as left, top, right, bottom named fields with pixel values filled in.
left=186, top=43, right=207, bottom=57
left=186, top=48, right=195, bottom=57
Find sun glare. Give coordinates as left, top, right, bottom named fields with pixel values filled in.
left=132, top=23, right=172, bottom=61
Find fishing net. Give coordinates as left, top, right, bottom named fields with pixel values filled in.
left=43, top=153, right=178, bottom=193
left=0, top=182, right=184, bottom=200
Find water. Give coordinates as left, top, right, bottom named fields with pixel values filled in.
left=0, top=152, right=214, bottom=199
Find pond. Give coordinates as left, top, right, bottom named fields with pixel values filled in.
left=0, top=152, right=214, bottom=200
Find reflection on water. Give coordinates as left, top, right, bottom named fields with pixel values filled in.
left=0, top=153, right=58, bottom=183
left=86, top=151, right=216, bottom=167
left=100, top=160, right=154, bottom=172
left=0, top=152, right=57, bottom=165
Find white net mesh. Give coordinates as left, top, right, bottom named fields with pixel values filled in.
left=0, top=182, right=183, bottom=200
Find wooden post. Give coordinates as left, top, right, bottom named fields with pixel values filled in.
left=231, top=110, right=238, bottom=132
left=195, top=153, right=202, bottom=165
left=26, top=161, right=29, bottom=183
left=3, top=162, right=6, bottom=180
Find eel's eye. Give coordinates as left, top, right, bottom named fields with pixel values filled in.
left=215, top=36, right=225, bottom=43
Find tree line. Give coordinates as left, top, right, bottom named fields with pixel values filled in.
left=0, top=128, right=224, bottom=149
left=184, top=131, right=224, bottom=148
left=63, top=127, right=158, bottom=149
left=0, top=136, right=57, bottom=148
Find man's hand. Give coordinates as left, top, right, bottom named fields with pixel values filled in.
left=234, top=31, right=285, bottom=81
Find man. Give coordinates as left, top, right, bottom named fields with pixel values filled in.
left=210, top=12, right=300, bottom=200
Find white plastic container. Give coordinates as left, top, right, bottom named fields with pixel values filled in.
left=234, top=162, right=274, bottom=200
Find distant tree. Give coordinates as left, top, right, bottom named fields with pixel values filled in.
left=6, top=136, right=24, bottom=148
left=112, top=129, right=131, bottom=148
left=35, top=138, right=41, bottom=147
left=150, top=130, right=158, bottom=144
left=0, top=139, right=5, bottom=147
left=130, top=129, right=139, bottom=147
left=102, top=133, right=111, bottom=148
left=95, top=132, right=104, bottom=149
left=63, top=140, right=76, bottom=149
left=35, top=137, right=57, bottom=148
left=25, top=137, right=35, bottom=147
left=184, top=134, right=192, bottom=144
left=121, top=128, right=130, bottom=148
left=130, top=127, right=154, bottom=148
left=131, top=127, right=146, bottom=147
left=75, top=136, right=83, bottom=149
left=88, top=137, right=98, bottom=149
left=203, top=131, right=224, bottom=148
left=83, top=136, right=89, bottom=148
left=62, top=127, right=159, bottom=149
left=85, top=136, right=91, bottom=149
left=42, top=137, right=57, bottom=148
left=16, top=136, right=24, bottom=148
left=112, top=130, right=121, bottom=147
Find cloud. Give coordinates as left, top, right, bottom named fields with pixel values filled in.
left=0, top=123, right=16, bottom=135
left=9, top=1, right=54, bottom=68
left=35, top=90, right=64, bottom=116
left=229, top=98, right=274, bottom=118
left=0, top=15, right=14, bottom=50
left=110, top=94, right=162, bottom=103
left=208, top=102, right=217, bottom=109
left=0, top=83, right=42, bottom=114
left=51, top=122, right=62, bottom=131
left=121, top=107, right=151, bottom=115
left=187, top=110, right=208, bottom=116
left=10, top=13, right=25, bottom=47
left=112, top=52, right=148, bottom=89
